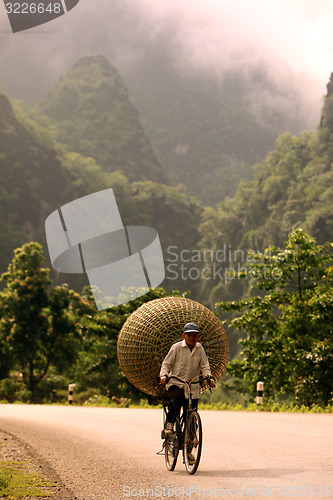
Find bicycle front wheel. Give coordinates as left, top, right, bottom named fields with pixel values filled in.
left=165, top=420, right=180, bottom=471
left=184, top=411, right=202, bottom=474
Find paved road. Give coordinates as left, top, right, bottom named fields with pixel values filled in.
left=0, top=405, right=332, bottom=500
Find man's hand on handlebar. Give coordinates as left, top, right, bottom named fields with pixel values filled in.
left=202, top=375, right=216, bottom=389
left=209, top=378, right=216, bottom=389
left=160, top=375, right=215, bottom=388
left=160, top=376, right=169, bottom=387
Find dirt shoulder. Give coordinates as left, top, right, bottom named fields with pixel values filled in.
left=0, top=430, right=76, bottom=500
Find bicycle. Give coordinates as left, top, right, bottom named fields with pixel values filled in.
left=158, top=375, right=211, bottom=475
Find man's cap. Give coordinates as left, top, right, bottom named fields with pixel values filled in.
left=183, top=322, right=200, bottom=334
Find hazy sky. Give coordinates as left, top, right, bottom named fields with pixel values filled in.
left=0, top=0, right=332, bottom=102
left=123, top=0, right=333, bottom=85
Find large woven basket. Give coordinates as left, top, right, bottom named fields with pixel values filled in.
left=117, top=296, right=228, bottom=398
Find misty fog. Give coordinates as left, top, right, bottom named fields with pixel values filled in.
left=0, top=0, right=328, bottom=129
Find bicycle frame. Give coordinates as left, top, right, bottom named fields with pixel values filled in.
left=160, top=375, right=208, bottom=474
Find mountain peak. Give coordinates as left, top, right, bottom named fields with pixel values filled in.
left=319, top=72, right=333, bottom=140
left=326, top=72, right=333, bottom=98
left=35, top=56, right=166, bottom=184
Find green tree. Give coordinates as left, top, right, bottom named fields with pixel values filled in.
left=0, top=242, right=82, bottom=401
left=217, top=229, right=333, bottom=406
left=74, top=286, right=183, bottom=402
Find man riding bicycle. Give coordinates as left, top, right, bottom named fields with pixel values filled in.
left=159, top=322, right=216, bottom=450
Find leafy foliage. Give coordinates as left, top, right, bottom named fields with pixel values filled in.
left=0, top=91, right=67, bottom=267
left=0, top=242, right=183, bottom=403
left=198, top=76, right=333, bottom=308
left=74, top=286, right=182, bottom=402
left=217, top=230, right=333, bottom=406
left=199, top=128, right=333, bottom=254
left=0, top=242, right=82, bottom=401
left=0, top=86, right=204, bottom=297
left=1, top=60, right=333, bottom=407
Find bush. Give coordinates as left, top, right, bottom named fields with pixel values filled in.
left=0, top=378, right=31, bottom=403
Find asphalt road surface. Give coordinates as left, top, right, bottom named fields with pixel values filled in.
left=0, top=405, right=332, bottom=500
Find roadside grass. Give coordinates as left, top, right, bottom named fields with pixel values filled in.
left=1, top=397, right=332, bottom=413
left=79, top=396, right=333, bottom=413
left=198, top=401, right=333, bottom=413
left=0, top=460, right=55, bottom=499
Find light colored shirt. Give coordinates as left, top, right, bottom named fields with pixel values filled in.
left=160, top=340, right=212, bottom=399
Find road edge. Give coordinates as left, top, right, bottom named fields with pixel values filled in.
left=0, top=428, right=78, bottom=499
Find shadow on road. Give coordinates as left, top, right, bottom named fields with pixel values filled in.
left=176, top=468, right=305, bottom=478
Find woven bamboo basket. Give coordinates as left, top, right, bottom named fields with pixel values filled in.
left=117, top=296, right=228, bottom=398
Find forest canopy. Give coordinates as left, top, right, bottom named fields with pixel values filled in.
left=0, top=58, right=333, bottom=407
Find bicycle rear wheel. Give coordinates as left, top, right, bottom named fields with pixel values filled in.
left=184, top=411, right=202, bottom=474
left=164, top=420, right=180, bottom=471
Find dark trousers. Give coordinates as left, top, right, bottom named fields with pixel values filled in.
left=166, top=385, right=198, bottom=423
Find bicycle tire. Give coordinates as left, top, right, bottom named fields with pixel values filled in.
left=184, top=411, right=202, bottom=474
left=164, top=419, right=180, bottom=471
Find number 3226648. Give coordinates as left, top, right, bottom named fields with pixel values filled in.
left=5, top=3, right=62, bottom=14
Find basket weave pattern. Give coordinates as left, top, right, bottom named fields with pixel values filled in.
left=117, top=297, right=228, bottom=398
